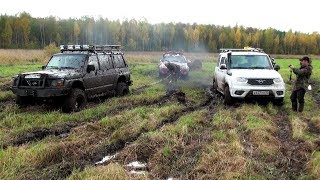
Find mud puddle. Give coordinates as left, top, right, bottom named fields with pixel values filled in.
left=5, top=122, right=79, bottom=148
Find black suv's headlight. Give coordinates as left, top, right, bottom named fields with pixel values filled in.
left=51, top=79, right=65, bottom=88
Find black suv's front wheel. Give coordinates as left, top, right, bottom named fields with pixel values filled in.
left=116, top=82, right=129, bottom=96
left=62, top=88, right=87, bottom=113
left=15, top=95, right=31, bottom=107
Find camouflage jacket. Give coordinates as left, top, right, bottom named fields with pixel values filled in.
left=165, top=63, right=180, bottom=74
left=292, top=65, right=312, bottom=91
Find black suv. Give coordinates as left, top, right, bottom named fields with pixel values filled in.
left=11, top=45, right=132, bottom=112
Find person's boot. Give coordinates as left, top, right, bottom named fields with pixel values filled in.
left=298, top=103, right=304, bottom=112
left=292, top=101, right=298, bottom=111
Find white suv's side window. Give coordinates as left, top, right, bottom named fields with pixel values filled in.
left=219, top=57, right=226, bottom=66
left=216, top=55, right=221, bottom=67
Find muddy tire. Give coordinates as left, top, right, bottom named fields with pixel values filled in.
left=16, top=95, right=30, bottom=107
left=181, top=75, right=189, bottom=80
left=116, top=82, right=129, bottom=96
left=224, top=85, right=233, bottom=105
left=213, top=78, right=218, bottom=93
left=62, top=88, right=87, bottom=113
left=273, top=98, right=284, bottom=106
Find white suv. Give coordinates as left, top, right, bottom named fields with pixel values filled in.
left=213, top=48, right=285, bottom=105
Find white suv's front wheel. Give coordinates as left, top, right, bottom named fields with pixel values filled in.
left=224, top=85, right=233, bottom=105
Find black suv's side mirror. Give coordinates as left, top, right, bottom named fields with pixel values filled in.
left=219, top=64, right=227, bottom=70
left=41, top=65, right=46, bottom=70
left=274, top=64, right=280, bottom=71
left=87, top=64, right=95, bottom=73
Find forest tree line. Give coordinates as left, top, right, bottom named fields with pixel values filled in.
left=0, top=12, right=320, bottom=54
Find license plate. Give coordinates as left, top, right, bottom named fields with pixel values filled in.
left=25, top=74, right=41, bottom=79
left=252, top=91, right=269, bottom=95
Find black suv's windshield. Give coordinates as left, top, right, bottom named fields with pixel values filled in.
left=46, top=54, right=86, bottom=69
left=163, top=55, right=187, bottom=63
left=230, top=55, right=272, bottom=69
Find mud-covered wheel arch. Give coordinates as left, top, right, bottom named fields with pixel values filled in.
left=62, top=88, right=87, bottom=113
left=116, top=82, right=129, bottom=96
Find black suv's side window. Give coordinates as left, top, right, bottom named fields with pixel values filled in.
left=99, top=54, right=113, bottom=70
left=113, top=55, right=126, bottom=68
left=88, top=55, right=99, bottom=70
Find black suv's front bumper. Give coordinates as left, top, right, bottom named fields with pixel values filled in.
left=11, top=87, right=70, bottom=97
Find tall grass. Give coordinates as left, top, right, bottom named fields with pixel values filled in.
left=0, top=49, right=48, bottom=65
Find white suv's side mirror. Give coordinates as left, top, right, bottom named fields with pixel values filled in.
left=219, top=64, right=227, bottom=70
left=274, top=64, right=280, bottom=71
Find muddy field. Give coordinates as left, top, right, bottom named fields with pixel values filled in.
left=0, top=52, right=320, bottom=179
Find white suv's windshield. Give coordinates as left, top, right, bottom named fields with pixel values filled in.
left=230, top=55, right=272, bottom=69
left=46, top=54, right=86, bottom=69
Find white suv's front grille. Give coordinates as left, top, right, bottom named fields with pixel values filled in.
left=247, top=79, right=274, bottom=85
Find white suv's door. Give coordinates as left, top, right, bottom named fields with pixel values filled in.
left=216, top=56, right=227, bottom=92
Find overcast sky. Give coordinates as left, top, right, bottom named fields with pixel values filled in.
left=1, top=0, right=319, bottom=33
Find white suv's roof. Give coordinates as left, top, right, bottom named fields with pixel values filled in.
left=221, top=51, right=267, bottom=56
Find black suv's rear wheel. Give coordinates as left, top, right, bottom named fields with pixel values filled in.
left=224, top=85, right=233, bottom=105
left=62, top=88, right=87, bottom=113
left=116, top=82, right=129, bottom=96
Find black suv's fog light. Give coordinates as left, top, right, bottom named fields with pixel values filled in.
left=276, top=91, right=284, bottom=95
left=235, top=90, right=245, bottom=95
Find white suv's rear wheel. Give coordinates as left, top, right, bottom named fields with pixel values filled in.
left=224, top=85, right=233, bottom=105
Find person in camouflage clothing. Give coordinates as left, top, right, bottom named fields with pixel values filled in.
left=289, top=56, right=312, bottom=112
left=164, top=62, right=181, bottom=83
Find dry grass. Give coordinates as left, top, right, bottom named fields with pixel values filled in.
left=307, top=151, right=320, bottom=178
left=195, top=130, right=248, bottom=179
left=0, top=49, right=217, bottom=65
left=0, top=91, right=14, bottom=102
left=68, top=163, right=130, bottom=180
left=0, top=49, right=48, bottom=65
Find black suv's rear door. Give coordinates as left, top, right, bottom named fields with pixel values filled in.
left=98, top=54, right=117, bottom=91
left=113, top=54, right=129, bottom=81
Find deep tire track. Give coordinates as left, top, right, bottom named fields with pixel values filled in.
left=274, top=108, right=312, bottom=179
left=46, top=91, right=215, bottom=179
left=88, top=94, right=213, bottom=165
left=3, top=94, right=173, bottom=148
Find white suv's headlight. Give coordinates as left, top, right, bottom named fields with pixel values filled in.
left=236, top=77, right=247, bottom=83
left=273, top=78, right=283, bottom=84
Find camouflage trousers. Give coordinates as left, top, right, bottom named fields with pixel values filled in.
left=290, top=89, right=306, bottom=112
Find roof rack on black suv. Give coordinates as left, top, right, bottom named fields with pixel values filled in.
left=60, top=45, right=122, bottom=53
left=12, top=44, right=132, bottom=113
